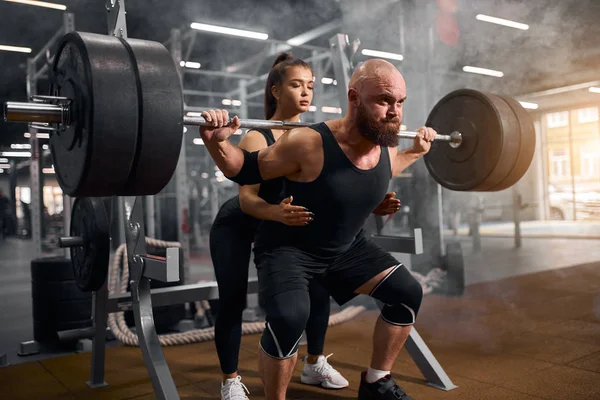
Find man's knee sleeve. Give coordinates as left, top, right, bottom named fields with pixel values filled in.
left=259, top=291, right=310, bottom=359
left=370, top=264, right=423, bottom=325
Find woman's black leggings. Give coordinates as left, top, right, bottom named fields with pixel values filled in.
left=210, top=208, right=331, bottom=374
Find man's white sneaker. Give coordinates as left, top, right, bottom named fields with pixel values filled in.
left=221, top=375, right=250, bottom=400
left=300, top=354, right=349, bottom=389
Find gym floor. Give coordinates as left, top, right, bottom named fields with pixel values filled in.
left=1, top=234, right=600, bottom=399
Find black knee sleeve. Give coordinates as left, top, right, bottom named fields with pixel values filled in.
left=260, top=290, right=310, bottom=359
left=370, top=264, right=423, bottom=325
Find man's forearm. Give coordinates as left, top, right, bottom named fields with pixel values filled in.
left=203, top=139, right=245, bottom=177
left=394, top=148, right=423, bottom=176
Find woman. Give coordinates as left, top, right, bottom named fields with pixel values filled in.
left=209, top=53, right=400, bottom=400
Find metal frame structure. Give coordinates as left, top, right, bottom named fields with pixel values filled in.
left=24, top=12, right=76, bottom=259
left=16, top=7, right=455, bottom=397
left=16, top=12, right=76, bottom=357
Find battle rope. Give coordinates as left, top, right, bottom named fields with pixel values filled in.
left=107, top=238, right=445, bottom=347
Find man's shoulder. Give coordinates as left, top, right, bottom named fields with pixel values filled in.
left=285, top=126, right=323, bottom=150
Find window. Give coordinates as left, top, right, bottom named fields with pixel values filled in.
left=577, top=107, right=599, bottom=124
left=549, top=148, right=570, bottom=178
left=547, top=111, right=569, bottom=128
left=580, top=151, right=600, bottom=178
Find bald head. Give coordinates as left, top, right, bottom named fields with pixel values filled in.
left=349, top=59, right=405, bottom=92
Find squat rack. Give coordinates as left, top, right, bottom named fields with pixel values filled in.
left=18, top=2, right=457, bottom=398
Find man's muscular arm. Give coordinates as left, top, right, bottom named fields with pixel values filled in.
left=199, top=109, right=307, bottom=185
left=391, top=126, right=437, bottom=176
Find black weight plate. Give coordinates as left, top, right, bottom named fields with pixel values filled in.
left=69, top=197, right=110, bottom=292
left=490, top=95, right=537, bottom=191
left=32, top=280, right=92, bottom=302
left=425, top=89, right=515, bottom=191
left=50, top=31, right=139, bottom=197
left=33, top=298, right=92, bottom=324
left=120, top=38, right=184, bottom=196
left=474, top=93, right=521, bottom=191
left=30, top=257, right=74, bottom=282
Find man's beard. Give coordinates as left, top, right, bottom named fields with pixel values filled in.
left=356, top=104, right=400, bottom=147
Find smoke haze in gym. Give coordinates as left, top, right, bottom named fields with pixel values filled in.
left=0, top=0, right=599, bottom=301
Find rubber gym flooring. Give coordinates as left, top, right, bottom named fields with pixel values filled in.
left=0, top=260, right=599, bottom=399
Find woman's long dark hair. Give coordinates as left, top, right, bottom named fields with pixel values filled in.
left=264, top=53, right=312, bottom=120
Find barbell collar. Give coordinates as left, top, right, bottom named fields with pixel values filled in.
left=4, top=101, right=461, bottom=147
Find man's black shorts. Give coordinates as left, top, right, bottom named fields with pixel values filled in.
left=253, top=234, right=400, bottom=306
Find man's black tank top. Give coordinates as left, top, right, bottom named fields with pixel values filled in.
left=253, top=122, right=392, bottom=257
left=211, top=129, right=283, bottom=227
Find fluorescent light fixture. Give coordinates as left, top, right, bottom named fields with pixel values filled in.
left=183, top=127, right=188, bottom=133
left=190, top=22, right=268, bottom=40
left=476, top=14, right=529, bottom=30
left=42, top=144, right=48, bottom=149
left=519, top=101, right=538, bottom=110
left=321, top=106, right=342, bottom=114
left=0, top=44, right=32, bottom=53
left=462, top=66, right=504, bottom=78
left=201, top=172, right=209, bottom=179
left=193, top=138, right=205, bottom=145
left=179, top=61, right=201, bottom=69
left=1, top=151, right=31, bottom=157
left=42, top=167, right=55, bottom=174
left=589, top=87, right=600, bottom=94
left=361, top=49, right=403, bottom=61
left=321, top=77, right=334, bottom=84
left=0, top=164, right=11, bottom=169
left=24, top=132, right=50, bottom=139
left=5, top=0, right=66, bottom=10
left=308, top=105, right=317, bottom=112
left=401, top=124, right=407, bottom=131
left=0, top=158, right=8, bottom=163
left=11, top=143, right=31, bottom=149
left=222, top=99, right=242, bottom=106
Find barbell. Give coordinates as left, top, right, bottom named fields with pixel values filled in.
left=3, top=31, right=536, bottom=197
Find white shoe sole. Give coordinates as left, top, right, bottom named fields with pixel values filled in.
left=300, top=373, right=349, bottom=389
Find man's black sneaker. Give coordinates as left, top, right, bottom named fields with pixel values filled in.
left=357, top=371, right=415, bottom=400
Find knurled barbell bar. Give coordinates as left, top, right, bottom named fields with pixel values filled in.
left=5, top=102, right=464, bottom=148
left=2, top=31, right=535, bottom=197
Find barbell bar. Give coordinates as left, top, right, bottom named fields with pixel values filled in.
left=1, top=31, right=535, bottom=198
left=4, top=102, right=463, bottom=148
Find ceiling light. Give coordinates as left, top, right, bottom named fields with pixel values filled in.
left=1, top=151, right=31, bottom=157
left=0, top=44, right=32, bottom=53
left=11, top=143, right=31, bottom=149
left=321, top=106, right=342, bottom=114
left=193, top=138, right=205, bottom=145
left=462, top=66, right=504, bottom=78
left=5, top=0, right=66, bottom=10
left=361, top=49, right=403, bottom=61
left=476, top=14, right=529, bottom=30
left=589, top=87, right=600, bottom=94
left=180, top=61, right=201, bottom=69
left=519, top=101, right=538, bottom=110
left=190, top=22, right=268, bottom=40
